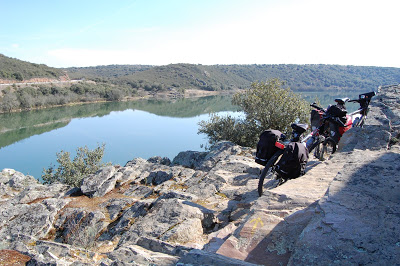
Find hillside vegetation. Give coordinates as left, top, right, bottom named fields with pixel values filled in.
left=1, top=53, right=400, bottom=112
left=0, top=54, right=65, bottom=81
left=65, top=63, right=400, bottom=92
left=64, top=65, right=153, bottom=80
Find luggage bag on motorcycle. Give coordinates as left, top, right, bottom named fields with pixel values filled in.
left=310, top=109, right=324, bottom=130
left=326, top=104, right=347, bottom=123
left=255, top=129, right=282, bottom=166
left=275, top=142, right=309, bottom=180
left=326, top=104, right=349, bottom=144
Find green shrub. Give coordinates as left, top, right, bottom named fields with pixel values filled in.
left=199, top=78, right=309, bottom=147
left=0, top=92, right=19, bottom=112
left=198, top=114, right=258, bottom=147
left=18, top=92, right=34, bottom=109
left=42, top=144, right=110, bottom=187
left=105, top=88, right=123, bottom=101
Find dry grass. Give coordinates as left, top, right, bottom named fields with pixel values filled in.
left=27, top=197, right=50, bottom=205
left=169, top=183, right=189, bottom=191
left=95, top=237, right=120, bottom=253
left=65, top=184, right=134, bottom=212
left=0, top=250, right=31, bottom=265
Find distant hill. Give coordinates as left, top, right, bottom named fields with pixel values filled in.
left=63, top=65, right=153, bottom=80
left=0, top=54, right=65, bottom=81
left=1, top=53, right=400, bottom=113
left=64, top=63, right=400, bottom=92
left=1, top=53, right=399, bottom=91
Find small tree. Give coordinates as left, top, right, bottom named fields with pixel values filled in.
left=42, top=144, right=109, bottom=187
left=198, top=78, right=309, bottom=147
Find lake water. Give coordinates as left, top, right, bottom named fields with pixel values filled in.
left=0, top=95, right=239, bottom=180
left=0, top=90, right=363, bottom=180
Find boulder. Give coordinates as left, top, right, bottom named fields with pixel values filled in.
left=0, top=169, right=39, bottom=201
left=197, top=141, right=253, bottom=171
left=105, top=200, right=152, bottom=238
left=11, top=183, right=70, bottom=204
left=124, top=157, right=149, bottom=169
left=80, top=166, right=117, bottom=197
left=100, top=197, right=137, bottom=221
left=123, top=184, right=154, bottom=199
left=54, top=208, right=108, bottom=248
left=0, top=168, right=38, bottom=189
left=119, top=198, right=215, bottom=247
left=135, top=237, right=192, bottom=257
left=172, top=150, right=207, bottom=169
left=0, top=198, right=70, bottom=240
left=145, top=169, right=174, bottom=185
left=6, top=235, right=101, bottom=265
left=147, top=156, right=171, bottom=165
left=107, top=244, right=179, bottom=266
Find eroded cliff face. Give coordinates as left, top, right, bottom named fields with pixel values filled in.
left=0, top=86, right=398, bottom=265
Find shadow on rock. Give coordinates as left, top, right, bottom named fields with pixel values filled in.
left=245, top=151, right=400, bottom=265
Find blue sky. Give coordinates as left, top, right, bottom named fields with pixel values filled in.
left=1, top=0, right=399, bottom=68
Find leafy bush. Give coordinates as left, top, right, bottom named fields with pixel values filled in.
left=198, top=114, right=258, bottom=147
left=105, top=88, right=123, bottom=101
left=198, top=78, right=310, bottom=147
left=42, top=144, right=109, bottom=187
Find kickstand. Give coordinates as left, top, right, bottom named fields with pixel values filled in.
left=276, top=177, right=287, bottom=186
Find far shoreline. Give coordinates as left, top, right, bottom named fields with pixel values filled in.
left=0, top=85, right=238, bottom=115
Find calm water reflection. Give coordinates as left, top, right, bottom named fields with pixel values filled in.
left=0, top=96, right=238, bottom=180
left=0, top=90, right=367, bottom=180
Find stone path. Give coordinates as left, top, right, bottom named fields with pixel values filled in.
left=213, top=154, right=346, bottom=265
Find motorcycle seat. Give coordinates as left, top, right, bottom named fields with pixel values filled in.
left=334, top=98, right=350, bottom=105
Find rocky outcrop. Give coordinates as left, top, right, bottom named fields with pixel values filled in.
left=0, top=85, right=399, bottom=265
left=0, top=141, right=261, bottom=265
left=287, top=85, right=400, bottom=265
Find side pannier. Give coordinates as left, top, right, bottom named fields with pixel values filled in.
left=310, top=109, right=324, bottom=131
left=275, top=142, right=309, bottom=180
left=255, top=129, right=283, bottom=166
left=326, top=104, right=347, bottom=123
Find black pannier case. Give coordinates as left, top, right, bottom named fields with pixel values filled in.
left=275, top=142, right=309, bottom=180
left=255, top=129, right=282, bottom=166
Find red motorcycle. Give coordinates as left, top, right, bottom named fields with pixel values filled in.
left=303, top=91, right=376, bottom=160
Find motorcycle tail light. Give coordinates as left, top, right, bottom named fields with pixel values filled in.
left=275, top=142, right=285, bottom=150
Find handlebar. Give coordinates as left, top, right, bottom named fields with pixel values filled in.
left=348, top=99, right=360, bottom=104
left=348, top=91, right=377, bottom=108
left=310, top=103, right=325, bottom=112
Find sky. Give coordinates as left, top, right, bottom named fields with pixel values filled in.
left=1, top=0, right=399, bottom=68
